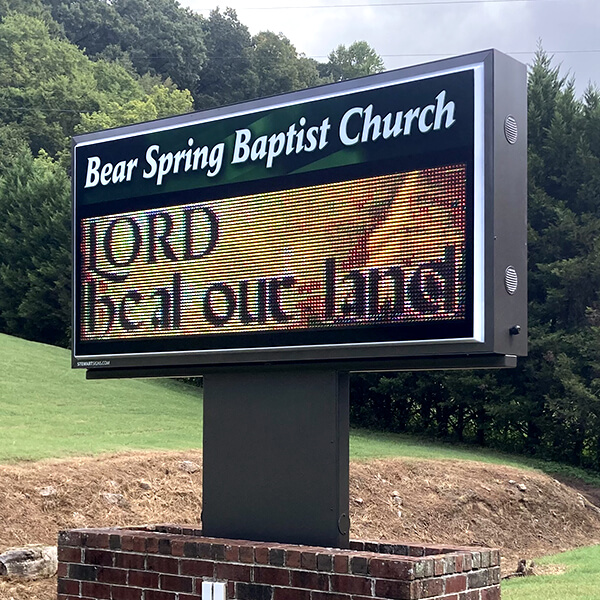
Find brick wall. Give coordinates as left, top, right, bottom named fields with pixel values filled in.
left=57, top=525, right=501, bottom=600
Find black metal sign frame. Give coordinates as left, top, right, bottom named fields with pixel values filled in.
left=72, top=49, right=527, bottom=376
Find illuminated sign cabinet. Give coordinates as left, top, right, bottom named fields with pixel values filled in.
left=72, top=49, right=527, bottom=376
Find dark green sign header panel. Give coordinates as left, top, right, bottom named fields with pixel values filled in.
left=76, top=70, right=473, bottom=207
left=73, top=50, right=528, bottom=372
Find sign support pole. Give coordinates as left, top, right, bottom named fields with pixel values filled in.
left=202, top=369, right=350, bottom=548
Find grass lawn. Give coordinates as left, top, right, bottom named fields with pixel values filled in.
left=3, top=331, right=600, bottom=493
left=350, top=428, right=600, bottom=487
left=0, top=333, right=204, bottom=461
left=350, top=427, right=537, bottom=466
left=0, top=332, right=542, bottom=467
left=502, top=545, right=600, bottom=600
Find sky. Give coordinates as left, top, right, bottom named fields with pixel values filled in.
left=179, top=0, right=599, bottom=96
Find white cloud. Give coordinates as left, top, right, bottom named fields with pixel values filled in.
left=182, top=0, right=600, bottom=94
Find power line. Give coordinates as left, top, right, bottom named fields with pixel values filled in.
left=0, top=107, right=87, bottom=113
left=194, top=0, right=563, bottom=10
left=135, top=49, right=600, bottom=61
left=137, top=48, right=600, bottom=59
left=309, top=49, right=600, bottom=59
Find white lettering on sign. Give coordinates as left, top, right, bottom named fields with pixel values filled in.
left=231, top=116, right=331, bottom=169
left=143, top=138, right=225, bottom=185
left=84, top=156, right=138, bottom=188
left=81, top=90, right=458, bottom=191
left=339, top=90, right=456, bottom=146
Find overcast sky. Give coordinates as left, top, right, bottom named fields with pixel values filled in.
left=179, top=0, right=599, bottom=96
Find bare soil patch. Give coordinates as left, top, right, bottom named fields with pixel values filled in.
left=1, top=451, right=600, bottom=599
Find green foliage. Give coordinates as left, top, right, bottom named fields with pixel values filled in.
left=36, top=1, right=384, bottom=107
left=0, top=0, right=60, bottom=33
left=0, top=2, right=383, bottom=352
left=520, top=51, right=600, bottom=468
left=351, top=49, right=600, bottom=471
left=78, top=80, right=193, bottom=132
left=0, top=149, right=71, bottom=346
left=0, top=12, right=194, bottom=156
left=40, top=0, right=135, bottom=57
left=322, top=41, right=385, bottom=81
left=41, top=0, right=207, bottom=92
left=0, top=123, right=29, bottom=172
left=114, top=0, right=206, bottom=92
left=0, top=13, right=100, bottom=154
left=0, top=12, right=193, bottom=347
left=251, top=31, right=323, bottom=97
left=194, top=8, right=258, bottom=109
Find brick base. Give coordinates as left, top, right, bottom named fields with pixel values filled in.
left=57, top=525, right=500, bottom=600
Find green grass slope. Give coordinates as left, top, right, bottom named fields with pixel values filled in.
left=0, top=333, right=203, bottom=461
left=1, top=333, right=529, bottom=466
left=350, top=428, right=537, bottom=467
left=502, top=545, right=600, bottom=600
left=3, top=332, right=600, bottom=492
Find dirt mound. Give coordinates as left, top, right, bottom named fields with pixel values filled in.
left=349, top=459, right=600, bottom=561
left=0, top=452, right=204, bottom=551
left=1, top=451, right=600, bottom=599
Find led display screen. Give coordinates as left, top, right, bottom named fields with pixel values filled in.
left=81, top=164, right=468, bottom=347
left=73, top=51, right=528, bottom=370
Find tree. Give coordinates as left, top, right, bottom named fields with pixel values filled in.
left=251, top=31, right=323, bottom=97
left=0, top=13, right=193, bottom=156
left=41, top=0, right=207, bottom=92
left=37, top=1, right=385, bottom=108
left=38, top=0, right=134, bottom=56
left=0, top=11, right=194, bottom=347
left=518, top=50, right=600, bottom=466
left=78, top=75, right=193, bottom=133
left=0, top=13, right=101, bottom=155
left=0, top=149, right=71, bottom=346
left=351, top=50, right=600, bottom=470
left=194, top=8, right=258, bottom=109
left=0, top=123, right=29, bottom=172
left=0, top=0, right=57, bottom=29
left=321, top=41, right=384, bottom=82
left=113, top=0, right=206, bottom=92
